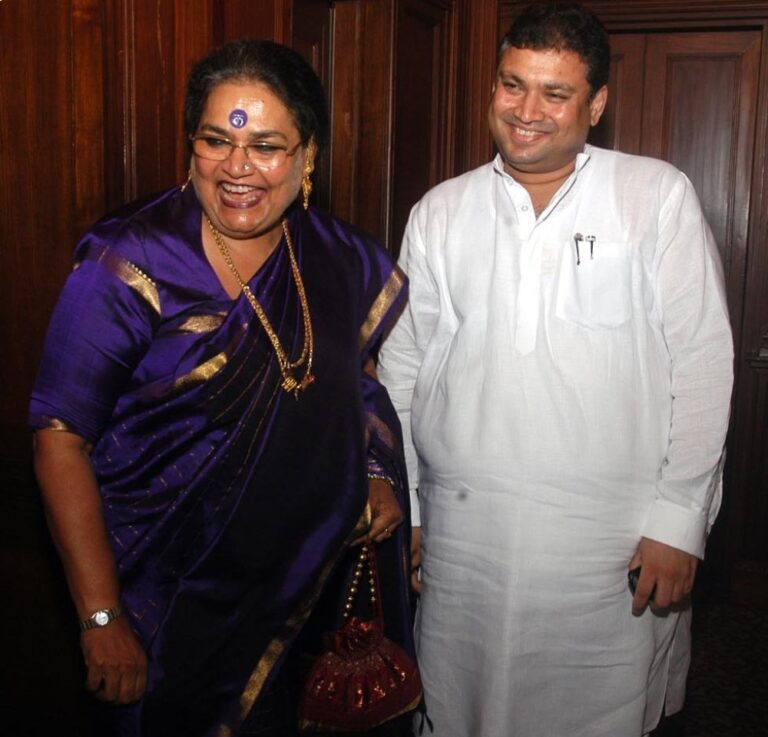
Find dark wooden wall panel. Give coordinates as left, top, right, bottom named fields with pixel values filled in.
left=390, top=0, right=456, bottom=254
left=454, top=0, right=499, bottom=172
left=0, top=0, right=95, bottom=453
left=641, top=31, right=759, bottom=297
left=214, top=0, right=291, bottom=45
left=292, top=0, right=333, bottom=210
left=329, top=0, right=398, bottom=244
left=588, top=33, right=645, bottom=153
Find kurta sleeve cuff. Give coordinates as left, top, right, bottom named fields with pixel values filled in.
left=410, top=487, right=421, bottom=527
left=641, top=498, right=709, bottom=559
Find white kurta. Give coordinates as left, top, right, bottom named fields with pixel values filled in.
left=378, top=146, right=733, bottom=737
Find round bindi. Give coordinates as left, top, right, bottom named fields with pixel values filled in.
left=229, top=109, right=248, bottom=128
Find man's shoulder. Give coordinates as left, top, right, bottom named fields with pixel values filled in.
left=412, top=162, right=495, bottom=213
left=585, top=145, right=684, bottom=182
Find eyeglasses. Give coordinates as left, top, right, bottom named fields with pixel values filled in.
left=190, top=135, right=303, bottom=170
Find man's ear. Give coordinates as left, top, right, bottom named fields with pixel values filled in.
left=589, top=85, right=608, bottom=126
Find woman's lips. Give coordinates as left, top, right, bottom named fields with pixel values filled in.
left=218, top=181, right=265, bottom=208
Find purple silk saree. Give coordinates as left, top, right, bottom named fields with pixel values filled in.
left=29, top=185, right=412, bottom=736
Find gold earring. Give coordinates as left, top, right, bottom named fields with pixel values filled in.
left=301, top=141, right=315, bottom=210
left=181, top=169, right=193, bottom=192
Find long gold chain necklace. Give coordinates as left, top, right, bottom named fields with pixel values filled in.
left=205, top=215, right=315, bottom=397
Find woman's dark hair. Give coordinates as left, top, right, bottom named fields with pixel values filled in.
left=498, top=2, right=610, bottom=97
left=185, top=39, right=329, bottom=149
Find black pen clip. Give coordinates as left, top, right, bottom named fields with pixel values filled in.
left=573, top=233, right=583, bottom=266
left=586, top=235, right=596, bottom=259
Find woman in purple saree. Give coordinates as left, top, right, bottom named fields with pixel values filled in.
left=29, top=41, right=414, bottom=737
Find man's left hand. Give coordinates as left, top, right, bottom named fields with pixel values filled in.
left=628, top=537, right=698, bottom=615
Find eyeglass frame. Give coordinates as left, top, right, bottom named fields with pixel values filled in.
left=189, top=133, right=304, bottom=171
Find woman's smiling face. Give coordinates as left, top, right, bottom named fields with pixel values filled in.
left=191, top=80, right=308, bottom=241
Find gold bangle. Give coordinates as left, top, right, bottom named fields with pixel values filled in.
left=367, top=472, right=393, bottom=484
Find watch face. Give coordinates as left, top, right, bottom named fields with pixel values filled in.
left=94, top=610, right=110, bottom=626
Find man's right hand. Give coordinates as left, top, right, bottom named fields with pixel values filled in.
left=82, top=617, right=148, bottom=704
left=411, top=526, right=422, bottom=593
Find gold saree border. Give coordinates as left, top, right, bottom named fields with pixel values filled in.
left=78, top=245, right=161, bottom=315
left=358, top=265, right=406, bottom=351
left=172, top=351, right=228, bottom=392
left=175, top=313, right=226, bottom=334
left=163, top=325, right=247, bottom=397
left=215, top=505, right=372, bottom=737
left=36, top=416, right=73, bottom=433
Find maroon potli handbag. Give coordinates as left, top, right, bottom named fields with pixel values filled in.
left=298, top=544, right=422, bottom=732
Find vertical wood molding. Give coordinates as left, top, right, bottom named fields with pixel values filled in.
left=330, top=0, right=396, bottom=244
left=118, top=0, right=139, bottom=199
left=454, top=0, right=498, bottom=173
left=327, top=1, right=362, bottom=225
left=72, top=0, right=108, bottom=236
left=292, top=0, right=333, bottom=209
left=174, top=0, right=215, bottom=181
left=588, top=34, right=645, bottom=154
left=741, top=23, right=768, bottom=357
left=216, top=0, right=292, bottom=44
left=0, top=0, right=80, bottom=438
left=389, top=0, right=457, bottom=253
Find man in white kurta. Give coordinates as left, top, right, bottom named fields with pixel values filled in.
left=378, top=4, right=733, bottom=736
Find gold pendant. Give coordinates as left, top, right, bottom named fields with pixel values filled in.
left=282, top=376, right=299, bottom=394
left=282, top=372, right=315, bottom=399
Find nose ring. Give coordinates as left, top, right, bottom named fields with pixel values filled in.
left=242, top=161, right=251, bottom=171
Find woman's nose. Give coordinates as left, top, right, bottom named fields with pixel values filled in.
left=225, top=144, right=254, bottom=175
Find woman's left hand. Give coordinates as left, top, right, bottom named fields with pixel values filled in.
left=351, top=477, right=404, bottom=545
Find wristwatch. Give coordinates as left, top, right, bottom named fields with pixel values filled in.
left=79, top=605, right=123, bottom=631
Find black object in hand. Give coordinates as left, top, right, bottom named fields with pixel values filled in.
left=628, top=566, right=657, bottom=600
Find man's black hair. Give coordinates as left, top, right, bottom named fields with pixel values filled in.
left=498, top=2, right=610, bottom=96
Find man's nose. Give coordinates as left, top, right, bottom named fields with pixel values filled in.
left=517, top=91, right=543, bottom=122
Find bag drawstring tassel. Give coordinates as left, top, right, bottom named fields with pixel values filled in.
left=417, top=699, right=434, bottom=734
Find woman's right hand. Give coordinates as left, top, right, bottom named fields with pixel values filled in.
left=82, top=617, right=148, bottom=703
left=34, top=428, right=147, bottom=703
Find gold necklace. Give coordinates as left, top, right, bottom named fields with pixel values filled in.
left=205, top=215, right=315, bottom=398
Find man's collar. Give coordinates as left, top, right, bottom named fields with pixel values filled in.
left=492, top=148, right=592, bottom=182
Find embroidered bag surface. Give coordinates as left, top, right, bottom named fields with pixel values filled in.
left=298, top=544, right=422, bottom=731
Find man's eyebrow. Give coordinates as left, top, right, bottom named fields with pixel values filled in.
left=498, top=71, right=524, bottom=83
left=543, top=81, right=577, bottom=92
left=497, top=73, right=577, bottom=93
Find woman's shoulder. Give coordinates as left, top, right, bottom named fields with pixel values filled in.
left=77, top=185, right=197, bottom=264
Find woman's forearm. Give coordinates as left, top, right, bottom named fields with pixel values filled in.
left=33, top=429, right=121, bottom=618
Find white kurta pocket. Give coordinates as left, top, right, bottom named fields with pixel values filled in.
left=555, top=239, right=632, bottom=328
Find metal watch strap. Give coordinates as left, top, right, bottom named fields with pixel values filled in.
left=79, top=605, right=123, bottom=631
